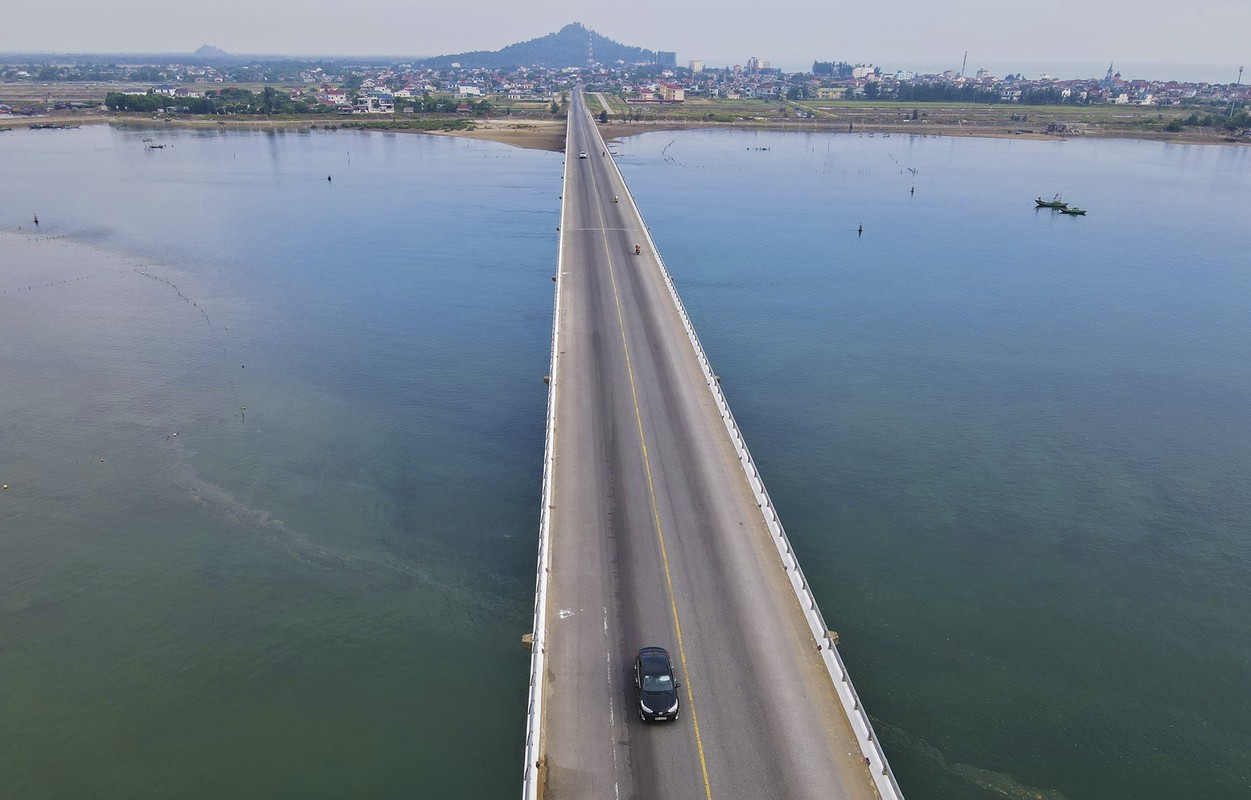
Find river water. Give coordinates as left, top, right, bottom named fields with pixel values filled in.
left=1, top=125, right=1249, bottom=799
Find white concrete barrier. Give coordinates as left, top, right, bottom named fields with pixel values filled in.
left=520, top=112, right=572, bottom=800
left=600, top=121, right=905, bottom=800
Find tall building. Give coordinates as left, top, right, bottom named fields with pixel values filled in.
left=746, top=56, right=760, bottom=73
left=657, top=83, right=685, bottom=102
left=657, top=51, right=677, bottom=68
left=689, top=60, right=704, bottom=74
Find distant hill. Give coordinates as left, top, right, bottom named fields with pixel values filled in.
left=421, top=23, right=656, bottom=69
left=193, top=45, right=230, bottom=59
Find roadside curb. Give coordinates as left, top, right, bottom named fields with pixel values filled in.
left=520, top=111, right=571, bottom=800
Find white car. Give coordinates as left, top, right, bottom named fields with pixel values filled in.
left=578, top=150, right=588, bottom=159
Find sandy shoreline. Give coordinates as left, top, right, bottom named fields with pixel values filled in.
left=5, top=111, right=1247, bottom=152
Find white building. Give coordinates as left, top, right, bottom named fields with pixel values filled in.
left=355, top=95, right=394, bottom=113
left=657, top=82, right=685, bottom=102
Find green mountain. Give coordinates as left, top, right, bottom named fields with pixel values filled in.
left=421, top=23, right=656, bottom=69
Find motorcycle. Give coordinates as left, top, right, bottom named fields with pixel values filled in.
left=634, top=244, right=641, bottom=255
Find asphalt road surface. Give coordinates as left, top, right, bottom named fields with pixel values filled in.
left=540, top=88, right=882, bottom=800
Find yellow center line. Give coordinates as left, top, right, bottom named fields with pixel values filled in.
left=581, top=116, right=714, bottom=800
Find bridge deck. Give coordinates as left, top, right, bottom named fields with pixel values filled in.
left=535, top=88, right=888, bottom=800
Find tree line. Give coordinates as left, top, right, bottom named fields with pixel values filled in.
left=104, top=89, right=497, bottom=116
left=863, top=83, right=1082, bottom=105
left=812, top=61, right=854, bottom=79
left=1166, top=109, right=1251, bottom=131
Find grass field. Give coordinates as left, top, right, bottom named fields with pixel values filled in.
left=590, top=93, right=1246, bottom=144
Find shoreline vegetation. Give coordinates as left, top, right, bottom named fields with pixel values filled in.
left=6, top=101, right=1249, bottom=152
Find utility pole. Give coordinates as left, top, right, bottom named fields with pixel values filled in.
left=1231, top=66, right=1243, bottom=119
left=960, top=51, right=968, bottom=78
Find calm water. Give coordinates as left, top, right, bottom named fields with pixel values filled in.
left=2, top=125, right=1250, bottom=799
left=1, top=126, right=556, bottom=798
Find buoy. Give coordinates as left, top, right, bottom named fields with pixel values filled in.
left=2, top=484, right=8, bottom=490
left=172, top=432, right=178, bottom=436
left=100, top=458, right=105, bottom=462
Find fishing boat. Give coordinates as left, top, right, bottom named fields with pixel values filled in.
left=1035, top=195, right=1068, bottom=209
left=1060, top=206, right=1087, bottom=216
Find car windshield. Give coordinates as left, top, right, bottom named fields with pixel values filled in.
left=642, top=672, right=673, bottom=693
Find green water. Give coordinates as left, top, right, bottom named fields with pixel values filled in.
left=2, top=125, right=1250, bottom=798
left=1, top=127, right=554, bottom=798
left=619, top=129, right=1251, bottom=799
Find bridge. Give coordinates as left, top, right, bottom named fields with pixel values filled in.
left=522, top=87, right=902, bottom=800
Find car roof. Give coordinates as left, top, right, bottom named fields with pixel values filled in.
left=637, top=647, right=672, bottom=671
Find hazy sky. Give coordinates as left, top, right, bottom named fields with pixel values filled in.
left=4, top=0, right=1247, bottom=78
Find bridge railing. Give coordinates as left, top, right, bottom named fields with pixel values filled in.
left=601, top=127, right=905, bottom=800
left=520, top=109, right=573, bottom=800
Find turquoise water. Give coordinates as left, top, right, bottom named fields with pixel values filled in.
left=2, top=125, right=1250, bottom=799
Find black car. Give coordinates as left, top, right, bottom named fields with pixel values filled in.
left=633, top=647, right=680, bottom=722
